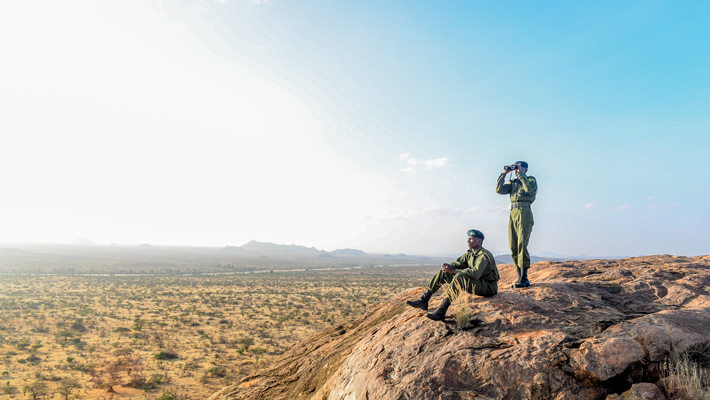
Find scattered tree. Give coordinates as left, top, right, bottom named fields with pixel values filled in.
left=22, top=380, right=48, bottom=400
left=56, top=377, right=81, bottom=400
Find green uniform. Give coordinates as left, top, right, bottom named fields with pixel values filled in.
left=428, top=246, right=500, bottom=301
left=496, top=171, right=537, bottom=270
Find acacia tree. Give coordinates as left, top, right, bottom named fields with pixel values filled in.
left=250, top=347, right=268, bottom=362
left=1, top=385, right=18, bottom=396
left=56, top=377, right=81, bottom=400
left=237, top=337, right=254, bottom=351
left=23, top=380, right=48, bottom=400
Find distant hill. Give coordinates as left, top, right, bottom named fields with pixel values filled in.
left=222, top=246, right=243, bottom=252
left=0, top=242, right=449, bottom=275
left=239, top=240, right=321, bottom=255
left=0, top=240, right=581, bottom=275
left=330, top=248, right=368, bottom=257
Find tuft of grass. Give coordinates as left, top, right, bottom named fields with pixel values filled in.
left=450, top=290, right=475, bottom=331
left=454, top=304, right=471, bottom=331
left=660, top=345, right=710, bottom=400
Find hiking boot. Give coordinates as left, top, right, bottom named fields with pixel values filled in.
left=406, top=289, right=432, bottom=310
left=512, top=268, right=530, bottom=288
left=510, top=267, right=523, bottom=289
left=425, top=297, right=451, bottom=321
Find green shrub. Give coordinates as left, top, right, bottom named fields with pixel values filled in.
left=154, top=351, right=178, bottom=360
left=155, top=390, right=176, bottom=400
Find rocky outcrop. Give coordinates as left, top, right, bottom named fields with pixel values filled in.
left=209, top=255, right=710, bottom=400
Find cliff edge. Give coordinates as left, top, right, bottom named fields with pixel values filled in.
left=209, top=255, right=710, bottom=400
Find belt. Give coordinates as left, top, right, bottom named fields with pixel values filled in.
left=511, top=202, right=531, bottom=209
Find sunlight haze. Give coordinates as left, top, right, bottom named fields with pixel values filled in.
left=1, top=1, right=708, bottom=257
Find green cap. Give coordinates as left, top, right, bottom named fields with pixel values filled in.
left=515, top=161, right=529, bottom=168
left=467, top=229, right=484, bottom=240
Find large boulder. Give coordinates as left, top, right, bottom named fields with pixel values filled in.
left=209, top=255, right=710, bottom=400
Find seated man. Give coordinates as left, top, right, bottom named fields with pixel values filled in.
left=406, top=229, right=500, bottom=321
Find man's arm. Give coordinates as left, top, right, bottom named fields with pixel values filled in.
left=448, top=253, right=469, bottom=270
left=495, top=173, right=512, bottom=195
left=515, top=171, right=537, bottom=194
left=468, top=253, right=490, bottom=281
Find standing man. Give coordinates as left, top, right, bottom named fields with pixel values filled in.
left=496, top=161, right=537, bottom=288
left=405, top=229, right=499, bottom=321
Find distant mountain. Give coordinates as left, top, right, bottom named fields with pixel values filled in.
left=240, top=240, right=321, bottom=255
left=329, top=248, right=368, bottom=257
left=222, top=246, right=243, bottom=252
left=318, top=253, right=336, bottom=259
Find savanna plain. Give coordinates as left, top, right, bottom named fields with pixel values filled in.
left=0, top=265, right=435, bottom=400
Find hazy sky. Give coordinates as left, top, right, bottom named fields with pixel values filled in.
left=1, top=1, right=709, bottom=257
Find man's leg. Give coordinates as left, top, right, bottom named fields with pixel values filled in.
left=519, top=208, right=534, bottom=270
left=407, top=269, right=454, bottom=310
left=427, top=271, right=474, bottom=321
left=446, top=272, right=475, bottom=302
left=514, top=208, right=534, bottom=287
left=509, top=209, right=523, bottom=287
left=509, top=210, right=520, bottom=269
left=428, top=269, right=455, bottom=294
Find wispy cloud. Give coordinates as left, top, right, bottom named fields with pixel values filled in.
left=424, top=157, right=449, bottom=169
left=616, top=205, right=630, bottom=211
left=584, top=202, right=596, bottom=209
left=399, top=153, right=449, bottom=173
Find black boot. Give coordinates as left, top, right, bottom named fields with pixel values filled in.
left=513, top=268, right=530, bottom=288
left=510, top=267, right=523, bottom=289
left=406, top=289, right=432, bottom=310
left=520, top=268, right=530, bottom=287
left=425, top=297, right=451, bottom=321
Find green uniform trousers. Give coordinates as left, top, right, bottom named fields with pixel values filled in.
left=427, top=269, right=498, bottom=301
left=509, top=205, right=534, bottom=270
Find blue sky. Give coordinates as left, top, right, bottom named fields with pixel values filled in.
left=1, top=1, right=708, bottom=257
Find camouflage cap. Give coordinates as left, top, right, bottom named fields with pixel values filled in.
left=515, top=161, right=529, bottom=168
left=467, top=229, right=484, bottom=240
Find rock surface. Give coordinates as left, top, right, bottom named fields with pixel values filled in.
left=209, top=255, right=710, bottom=400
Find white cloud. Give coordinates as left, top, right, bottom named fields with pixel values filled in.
left=398, top=153, right=448, bottom=172
left=424, top=157, right=449, bottom=169
left=616, top=205, right=630, bottom=211
left=647, top=196, right=656, bottom=201
left=584, top=203, right=596, bottom=209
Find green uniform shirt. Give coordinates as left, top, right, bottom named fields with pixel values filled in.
left=496, top=171, right=537, bottom=203
left=449, top=246, right=500, bottom=283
